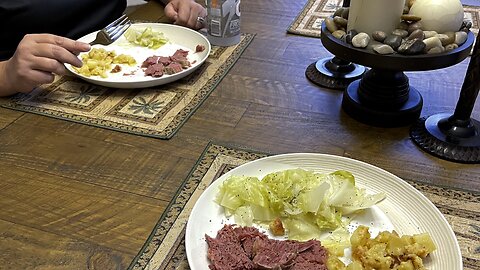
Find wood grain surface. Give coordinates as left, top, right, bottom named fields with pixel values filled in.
left=0, top=0, right=479, bottom=269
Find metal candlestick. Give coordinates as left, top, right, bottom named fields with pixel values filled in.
left=410, top=33, right=480, bottom=163
left=305, top=0, right=365, bottom=90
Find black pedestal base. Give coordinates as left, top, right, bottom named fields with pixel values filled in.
left=305, top=57, right=365, bottom=90
left=410, top=113, right=480, bottom=163
left=342, top=80, right=423, bottom=127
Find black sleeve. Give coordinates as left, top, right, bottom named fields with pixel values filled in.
left=0, top=0, right=127, bottom=60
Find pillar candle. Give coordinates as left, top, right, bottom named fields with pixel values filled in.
left=347, top=0, right=406, bottom=36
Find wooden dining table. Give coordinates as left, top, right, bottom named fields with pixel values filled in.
left=0, top=0, right=479, bottom=269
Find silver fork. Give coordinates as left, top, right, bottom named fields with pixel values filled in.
left=89, top=14, right=131, bottom=46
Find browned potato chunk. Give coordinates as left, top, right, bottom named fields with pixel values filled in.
left=269, top=217, right=285, bottom=236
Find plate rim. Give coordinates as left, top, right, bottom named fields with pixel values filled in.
left=184, top=152, right=462, bottom=270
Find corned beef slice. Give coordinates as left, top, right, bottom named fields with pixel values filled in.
left=196, top=44, right=206, bottom=52
left=170, top=49, right=191, bottom=68
left=144, top=63, right=164, bottom=77
left=206, top=225, right=329, bottom=270
left=291, top=240, right=328, bottom=270
left=164, top=62, right=183, bottom=75
left=173, top=48, right=189, bottom=58
left=142, top=49, right=191, bottom=77
left=142, top=56, right=160, bottom=68
left=233, top=226, right=268, bottom=259
left=158, top=56, right=171, bottom=65
left=205, top=225, right=255, bottom=270
left=252, top=238, right=298, bottom=269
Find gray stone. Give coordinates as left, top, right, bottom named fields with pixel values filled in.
left=332, top=30, right=346, bottom=39
left=407, top=29, right=424, bottom=40
left=427, top=46, right=445, bottom=54
left=392, top=29, right=409, bottom=38
left=460, top=21, right=472, bottom=32
left=424, top=31, right=438, bottom=39
left=333, top=8, right=344, bottom=18
left=397, top=21, right=409, bottom=31
left=423, top=37, right=442, bottom=51
left=436, top=34, right=454, bottom=46
left=398, top=39, right=426, bottom=55
left=455, top=31, right=468, bottom=45
left=408, top=21, right=423, bottom=34
left=384, top=35, right=402, bottom=50
left=345, top=30, right=358, bottom=44
left=445, top=43, right=459, bottom=51
left=372, top=31, right=387, bottom=42
left=333, top=16, right=348, bottom=28
left=373, top=44, right=395, bottom=54
left=352, top=32, right=370, bottom=48
left=325, top=17, right=338, bottom=33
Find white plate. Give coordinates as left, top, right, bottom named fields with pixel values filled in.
left=66, top=23, right=211, bottom=88
left=185, top=153, right=462, bottom=270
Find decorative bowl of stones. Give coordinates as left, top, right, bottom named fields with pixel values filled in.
left=318, top=1, right=475, bottom=127
left=322, top=3, right=474, bottom=71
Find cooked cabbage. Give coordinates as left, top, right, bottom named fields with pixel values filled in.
left=124, top=27, right=169, bottom=49
left=215, top=168, right=386, bottom=241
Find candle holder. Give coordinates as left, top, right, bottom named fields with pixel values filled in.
left=305, top=0, right=365, bottom=90
left=410, top=33, right=480, bottom=164
left=305, top=56, right=365, bottom=90
left=320, top=22, right=475, bottom=127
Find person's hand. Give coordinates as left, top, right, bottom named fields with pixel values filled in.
left=0, top=34, right=90, bottom=97
left=164, top=0, right=207, bottom=30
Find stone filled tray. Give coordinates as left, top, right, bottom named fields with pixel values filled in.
left=320, top=23, right=475, bottom=71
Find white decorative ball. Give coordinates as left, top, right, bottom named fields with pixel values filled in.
left=409, top=0, right=464, bottom=33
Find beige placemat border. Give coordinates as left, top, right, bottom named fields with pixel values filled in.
left=128, top=142, right=480, bottom=270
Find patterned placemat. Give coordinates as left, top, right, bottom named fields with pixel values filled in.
left=288, top=0, right=480, bottom=38
left=0, top=34, right=254, bottom=139
left=128, top=142, right=480, bottom=270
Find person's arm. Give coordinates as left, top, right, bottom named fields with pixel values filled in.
left=0, top=34, right=90, bottom=97
left=158, top=0, right=207, bottom=29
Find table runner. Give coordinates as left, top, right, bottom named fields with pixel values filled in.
left=129, top=143, right=480, bottom=270
left=288, top=0, right=479, bottom=39
left=0, top=34, right=254, bottom=139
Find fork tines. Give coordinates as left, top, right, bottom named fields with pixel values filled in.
left=106, top=14, right=132, bottom=41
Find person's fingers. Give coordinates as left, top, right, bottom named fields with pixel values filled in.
left=15, top=69, right=55, bottom=93
left=187, top=8, right=199, bottom=29
left=29, top=56, right=68, bottom=76
left=195, top=7, right=207, bottom=29
left=164, top=3, right=178, bottom=22
left=199, top=6, right=207, bottom=18
left=29, top=34, right=90, bottom=53
left=27, top=70, right=55, bottom=86
left=175, top=2, right=191, bottom=26
left=31, top=42, right=83, bottom=68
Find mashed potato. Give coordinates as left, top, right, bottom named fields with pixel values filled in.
left=327, top=225, right=436, bottom=270
left=74, top=48, right=136, bottom=78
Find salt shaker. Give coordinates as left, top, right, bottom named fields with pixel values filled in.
left=205, top=0, right=241, bottom=46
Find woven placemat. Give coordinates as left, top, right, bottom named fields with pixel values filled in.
left=0, top=34, right=254, bottom=139
left=128, top=142, right=480, bottom=270
left=288, top=0, right=479, bottom=38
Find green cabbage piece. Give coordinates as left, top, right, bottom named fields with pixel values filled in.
left=321, top=227, right=352, bottom=256
left=215, top=168, right=386, bottom=241
left=124, top=27, right=169, bottom=49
